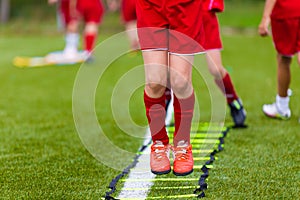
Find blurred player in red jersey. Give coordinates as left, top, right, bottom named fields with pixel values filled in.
left=201, top=0, right=246, bottom=127
left=48, top=0, right=104, bottom=61
left=106, top=0, right=138, bottom=50
left=165, top=0, right=246, bottom=127
left=120, top=0, right=139, bottom=50
left=258, top=0, right=300, bottom=119
left=137, top=0, right=204, bottom=176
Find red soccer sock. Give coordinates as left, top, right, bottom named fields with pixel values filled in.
left=144, top=91, right=169, bottom=145
left=84, top=33, right=97, bottom=53
left=215, top=73, right=238, bottom=104
left=173, top=92, right=195, bottom=146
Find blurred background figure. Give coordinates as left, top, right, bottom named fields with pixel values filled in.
left=48, top=0, right=104, bottom=61
left=165, top=0, right=246, bottom=127
left=107, top=0, right=139, bottom=50
left=120, top=0, right=139, bottom=50
left=201, top=0, right=246, bottom=127
left=258, top=0, right=300, bottom=120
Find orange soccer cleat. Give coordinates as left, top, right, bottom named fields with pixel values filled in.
left=150, top=141, right=171, bottom=175
left=172, top=140, right=194, bottom=176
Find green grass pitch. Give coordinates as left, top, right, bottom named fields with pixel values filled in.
left=0, top=3, right=299, bottom=199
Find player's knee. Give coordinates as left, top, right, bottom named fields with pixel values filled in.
left=146, top=83, right=166, bottom=96
left=85, top=23, right=98, bottom=34
left=147, top=73, right=167, bottom=86
left=171, top=79, right=189, bottom=95
left=67, top=21, right=79, bottom=33
left=297, top=53, right=300, bottom=66
left=278, top=54, right=292, bottom=66
left=209, top=66, right=224, bottom=79
left=206, top=61, right=226, bottom=78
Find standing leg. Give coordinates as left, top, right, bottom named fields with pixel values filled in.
left=276, top=54, right=292, bottom=116
left=60, top=0, right=80, bottom=58
left=169, top=54, right=194, bottom=176
left=84, top=22, right=99, bottom=55
left=169, top=54, right=194, bottom=143
left=64, top=20, right=80, bottom=58
left=143, top=50, right=171, bottom=175
left=82, top=0, right=104, bottom=61
left=277, top=54, right=292, bottom=97
left=125, top=20, right=139, bottom=50
left=263, top=54, right=292, bottom=119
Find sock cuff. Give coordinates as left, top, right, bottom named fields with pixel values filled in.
left=276, top=94, right=290, bottom=111
left=222, top=72, right=229, bottom=80
left=217, top=72, right=239, bottom=104
left=173, top=91, right=195, bottom=110
left=144, top=91, right=166, bottom=105
left=66, top=33, right=80, bottom=40
left=276, top=94, right=290, bottom=103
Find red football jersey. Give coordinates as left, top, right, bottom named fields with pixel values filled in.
left=121, top=0, right=137, bottom=23
left=271, top=0, right=300, bottom=19
left=60, top=0, right=104, bottom=24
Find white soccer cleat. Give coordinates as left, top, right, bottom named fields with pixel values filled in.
left=262, top=102, right=291, bottom=120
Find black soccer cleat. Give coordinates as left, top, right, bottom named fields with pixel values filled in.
left=229, top=99, right=247, bottom=127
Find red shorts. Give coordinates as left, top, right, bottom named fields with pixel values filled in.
left=202, top=0, right=224, bottom=12
left=121, top=0, right=137, bottom=23
left=60, top=0, right=104, bottom=25
left=201, top=11, right=222, bottom=50
left=271, top=17, right=300, bottom=56
left=136, top=0, right=204, bottom=54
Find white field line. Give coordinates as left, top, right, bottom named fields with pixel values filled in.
left=117, top=128, right=156, bottom=199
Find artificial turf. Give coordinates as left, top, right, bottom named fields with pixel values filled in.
left=1, top=2, right=299, bottom=199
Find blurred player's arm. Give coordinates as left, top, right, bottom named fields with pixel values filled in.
left=258, top=0, right=277, bottom=37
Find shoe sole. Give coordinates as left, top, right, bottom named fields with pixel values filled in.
left=232, top=124, right=248, bottom=129
left=173, top=169, right=193, bottom=176
left=151, top=169, right=171, bottom=175
left=263, top=112, right=290, bottom=120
